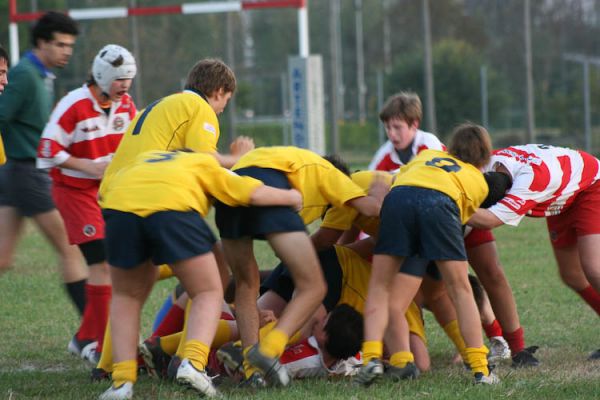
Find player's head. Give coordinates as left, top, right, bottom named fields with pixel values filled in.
left=379, top=92, right=422, bottom=151
left=322, top=304, right=364, bottom=360
left=90, top=44, right=136, bottom=101
left=481, top=171, right=512, bottom=208
left=185, top=58, right=236, bottom=115
left=0, top=45, right=8, bottom=93
left=324, top=154, right=351, bottom=176
left=447, top=123, right=492, bottom=169
left=468, top=273, right=486, bottom=312
left=31, top=11, right=78, bottom=69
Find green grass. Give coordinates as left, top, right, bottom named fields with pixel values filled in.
left=1, top=218, right=599, bottom=399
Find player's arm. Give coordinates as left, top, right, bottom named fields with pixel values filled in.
left=213, top=136, right=255, bottom=168
left=59, top=156, right=108, bottom=179
left=249, top=185, right=303, bottom=211
left=311, top=227, right=344, bottom=252
left=345, top=176, right=389, bottom=217
left=467, top=208, right=504, bottom=230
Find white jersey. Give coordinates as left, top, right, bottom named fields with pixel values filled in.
left=487, top=144, right=600, bottom=226
left=280, top=336, right=361, bottom=379
left=368, top=129, right=445, bottom=171
left=37, top=85, right=136, bottom=189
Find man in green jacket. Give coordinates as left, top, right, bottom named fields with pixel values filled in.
left=0, top=12, right=88, bottom=341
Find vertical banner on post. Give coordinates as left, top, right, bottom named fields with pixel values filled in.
left=288, top=55, right=325, bottom=154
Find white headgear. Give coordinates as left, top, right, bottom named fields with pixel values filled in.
left=92, top=44, right=137, bottom=94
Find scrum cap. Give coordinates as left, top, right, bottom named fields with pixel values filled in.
left=92, top=44, right=136, bottom=94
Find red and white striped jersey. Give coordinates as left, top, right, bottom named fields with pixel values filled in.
left=368, top=130, right=445, bottom=171
left=280, top=336, right=361, bottom=379
left=37, top=85, right=136, bottom=189
left=487, top=144, right=600, bottom=225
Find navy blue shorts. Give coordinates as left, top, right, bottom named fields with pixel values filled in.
left=0, top=159, right=55, bottom=216
left=215, top=167, right=305, bottom=240
left=103, top=209, right=217, bottom=269
left=399, top=257, right=441, bottom=280
left=375, top=186, right=466, bottom=266
left=261, top=247, right=342, bottom=312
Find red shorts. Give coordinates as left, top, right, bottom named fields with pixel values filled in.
left=546, top=180, right=600, bottom=249
left=52, top=183, right=104, bottom=245
left=464, top=227, right=495, bottom=248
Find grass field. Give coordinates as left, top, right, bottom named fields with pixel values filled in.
left=1, top=217, right=599, bottom=399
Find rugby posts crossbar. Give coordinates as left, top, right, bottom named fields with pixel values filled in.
left=8, top=0, right=309, bottom=64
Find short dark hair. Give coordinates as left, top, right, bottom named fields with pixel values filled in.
left=184, top=58, right=236, bottom=96
left=31, top=11, right=79, bottom=48
left=481, top=171, right=512, bottom=208
left=324, top=304, right=363, bottom=360
left=447, top=123, right=492, bottom=169
left=0, top=45, right=8, bottom=64
left=324, top=154, right=350, bottom=176
left=379, top=91, right=422, bottom=125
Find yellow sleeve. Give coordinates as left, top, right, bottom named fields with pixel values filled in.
left=182, top=107, right=220, bottom=153
left=321, top=205, right=358, bottom=232
left=319, top=169, right=366, bottom=209
left=0, top=133, right=6, bottom=165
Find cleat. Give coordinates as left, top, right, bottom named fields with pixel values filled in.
left=511, top=346, right=540, bottom=368
left=238, top=372, right=267, bottom=389
left=488, top=336, right=511, bottom=362
left=588, top=349, right=600, bottom=361
left=216, top=342, right=244, bottom=375
left=176, top=358, right=220, bottom=398
left=246, top=344, right=290, bottom=387
left=139, top=337, right=172, bottom=379
left=98, top=382, right=133, bottom=400
left=167, top=354, right=182, bottom=381
left=91, top=367, right=111, bottom=382
left=384, top=362, right=420, bottom=381
left=474, top=371, right=500, bottom=385
left=68, top=335, right=98, bottom=365
left=353, top=358, right=384, bottom=387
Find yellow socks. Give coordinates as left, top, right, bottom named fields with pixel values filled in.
left=389, top=351, right=414, bottom=368
left=465, top=346, right=489, bottom=376
left=258, top=328, right=289, bottom=359
left=443, top=320, right=468, bottom=361
left=362, top=340, right=383, bottom=364
left=112, top=360, right=137, bottom=387
left=181, top=339, right=210, bottom=371
left=97, top=323, right=113, bottom=372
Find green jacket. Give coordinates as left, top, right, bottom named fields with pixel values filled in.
left=0, top=54, right=54, bottom=160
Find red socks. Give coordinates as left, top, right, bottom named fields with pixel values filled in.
left=76, top=284, right=111, bottom=353
left=151, top=304, right=185, bottom=338
left=504, top=327, right=525, bottom=354
left=482, top=319, right=503, bottom=339
left=577, top=285, right=600, bottom=316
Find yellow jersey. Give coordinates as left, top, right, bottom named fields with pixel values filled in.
left=233, top=146, right=366, bottom=224
left=334, top=245, right=426, bottom=342
left=393, top=150, right=488, bottom=224
left=99, top=151, right=262, bottom=217
left=100, top=90, right=220, bottom=196
left=0, top=133, right=5, bottom=165
left=321, top=170, right=393, bottom=236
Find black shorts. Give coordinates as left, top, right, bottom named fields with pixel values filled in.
left=399, top=257, right=441, bottom=280
left=0, top=159, right=55, bottom=216
left=215, top=167, right=305, bottom=240
left=103, top=209, right=216, bottom=269
left=375, top=186, right=466, bottom=267
left=260, top=247, right=342, bottom=312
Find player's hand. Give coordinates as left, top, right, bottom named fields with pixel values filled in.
left=259, top=309, right=277, bottom=327
left=230, top=136, right=255, bottom=156
left=289, top=188, right=303, bottom=212
left=368, top=172, right=391, bottom=202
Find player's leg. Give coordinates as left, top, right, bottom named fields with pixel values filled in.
left=245, top=231, right=326, bottom=386
left=384, top=269, right=423, bottom=380
left=436, top=259, right=494, bottom=382
left=0, top=206, right=24, bottom=272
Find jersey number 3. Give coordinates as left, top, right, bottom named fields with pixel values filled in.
left=425, top=157, right=462, bottom=173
